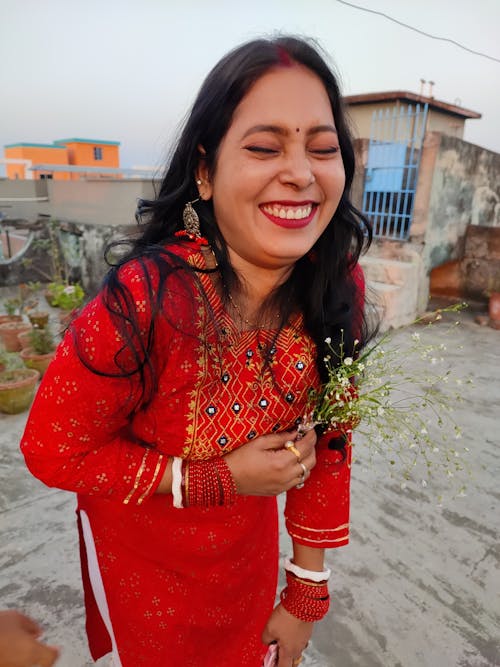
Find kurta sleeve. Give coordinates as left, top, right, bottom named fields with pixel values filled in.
left=284, top=434, right=351, bottom=548
left=284, top=261, right=365, bottom=548
left=20, top=262, right=169, bottom=505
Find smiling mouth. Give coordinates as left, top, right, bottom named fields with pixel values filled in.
left=260, top=202, right=317, bottom=228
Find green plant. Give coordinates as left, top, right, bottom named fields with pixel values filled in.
left=0, top=346, right=24, bottom=370
left=23, top=218, right=68, bottom=284
left=28, top=327, right=56, bottom=355
left=3, top=298, right=22, bottom=316
left=51, top=283, right=85, bottom=311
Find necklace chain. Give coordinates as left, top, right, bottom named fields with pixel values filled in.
left=227, top=291, right=281, bottom=329
left=227, top=291, right=255, bottom=327
left=201, top=245, right=281, bottom=329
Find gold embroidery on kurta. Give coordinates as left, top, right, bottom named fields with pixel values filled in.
left=123, top=450, right=148, bottom=504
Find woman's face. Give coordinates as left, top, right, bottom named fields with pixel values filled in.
left=199, top=64, right=346, bottom=275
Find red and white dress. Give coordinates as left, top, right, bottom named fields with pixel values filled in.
left=21, top=242, right=355, bottom=667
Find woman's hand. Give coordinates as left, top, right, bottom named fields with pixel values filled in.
left=0, top=610, right=59, bottom=667
left=262, top=603, right=313, bottom=667
left=225, top=429, right=317, bottom=496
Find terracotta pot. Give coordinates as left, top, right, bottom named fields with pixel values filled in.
left=0, top=314, right=22, bottom=325
left=28, top=311, right=50, bottom=329
left=489, top=292, right=500, bottom=330
left=17, top=329, right=34, bottom=350
left=0, top=321, right=32, bottom=352
left=20, top=347, right=55, bottom=378
left=0, top=368, right=40, bottom=414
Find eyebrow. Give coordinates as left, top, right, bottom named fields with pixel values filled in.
left=241, top=124, right=338, bottom=139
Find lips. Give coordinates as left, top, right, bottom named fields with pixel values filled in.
left=260, top=201, right=318, bottom=229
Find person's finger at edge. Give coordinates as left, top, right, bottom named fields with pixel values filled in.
left=19, top=612, right=42, bottom=636
left=36, top=642, right=60, bottom=667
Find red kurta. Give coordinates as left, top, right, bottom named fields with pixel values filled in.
left=21, top=242, right=353, bottom=667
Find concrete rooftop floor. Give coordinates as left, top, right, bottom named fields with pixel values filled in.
left=0, top=306, right=499, bottom=667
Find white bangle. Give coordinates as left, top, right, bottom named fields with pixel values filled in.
left=284, top=557, right=331, bottom=582
left=171, top=457, right=183, bottom=508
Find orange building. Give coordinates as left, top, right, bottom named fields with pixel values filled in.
left=4, top=138, right=120, bottom=180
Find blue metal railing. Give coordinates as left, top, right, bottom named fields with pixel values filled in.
left=362, top=103, right=428, bottom=241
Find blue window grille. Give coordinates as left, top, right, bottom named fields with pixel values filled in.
left=362, top=103, right=428, bottom=240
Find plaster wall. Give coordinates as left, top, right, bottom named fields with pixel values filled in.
left=424, top=134, right=500, bottom=270
left=0, top=179, right=51, bottom=220
left=47, top=179, right=156, bottom=227
left=347, top=103, right=465, bottom=140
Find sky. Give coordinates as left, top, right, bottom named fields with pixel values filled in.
left=1, top=0, right=499, bottom=175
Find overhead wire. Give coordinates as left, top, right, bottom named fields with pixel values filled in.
left=336, top=0, right=500, bottom=64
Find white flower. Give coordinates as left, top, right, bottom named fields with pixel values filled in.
left=420, top=427, right=428, bottom=435
left=344, top=357, right=353, bottom=366
left=325, top=337, right=331, bottom=344
left=63, top=285, right=76, bottom=295
left=354, top=339, right=359, bottom=346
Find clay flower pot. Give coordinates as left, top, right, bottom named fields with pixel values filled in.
left=17, top=329, right=34, bottom=350
left=489, top=292, right=500, bottom=330
left=0, top=321, right=32, bottom=352
left=0, top=314, right=22, bottom=325
left=20, top=347, right=55, bottom=378
left=0, top=368, right=40, bottom=414
left=28, top=311, right=50, bottom=329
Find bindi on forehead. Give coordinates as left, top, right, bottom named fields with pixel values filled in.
left=296, top=127, right=300, bottom=133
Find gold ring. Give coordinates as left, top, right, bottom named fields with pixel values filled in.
left=284, top=440, right=301, bottom=460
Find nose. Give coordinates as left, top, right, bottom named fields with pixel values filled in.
left=278, top=149, right=315, bottom=189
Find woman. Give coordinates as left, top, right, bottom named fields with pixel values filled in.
left=21, top=36, right=371, bottom=667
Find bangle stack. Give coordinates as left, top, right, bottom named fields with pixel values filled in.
left=280, top=570, right=330, bottom=622
left=171, top=456, right=237, bottom=508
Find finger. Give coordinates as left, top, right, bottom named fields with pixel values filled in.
left=261, top=626, right=274, bottom=644
left=276, top=645, right=291, bottom=667
left=35, top=641, right=60, bottom=667
left=18, top=611, right=42, bottom=636
left=265, top=431, right=299, bottom=452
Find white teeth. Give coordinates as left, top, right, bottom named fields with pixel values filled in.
left=263, top=204, right=313, bottom=220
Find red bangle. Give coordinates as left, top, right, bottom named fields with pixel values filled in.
left=280, top=571, right=330, bottom=622
left=184, top=457, right=237, bottom=507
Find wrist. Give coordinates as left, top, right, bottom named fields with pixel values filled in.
left=173, top=457, right=237, bottom=508
left=280, top=571, right=330, bottom=622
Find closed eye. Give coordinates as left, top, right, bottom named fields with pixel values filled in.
left=310, top=147, right=339, bottom=155
left=244, top=146, right=280, bottom=155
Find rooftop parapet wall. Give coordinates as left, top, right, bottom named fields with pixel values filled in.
left=423, top=133, right=500, bottom=271
left=0, top=179, right=157, bottom=226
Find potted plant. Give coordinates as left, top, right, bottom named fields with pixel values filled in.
left=0, top=298, right=23, bottom=325
left=0, top=319, right=32, bottom=352
left=0, top=367, right=40, bottom=414
left=17, top=328, right=34, bottom=350
left=52, top=283, right=85, bottom=328
left=28, top=311, right=50, bottom=328
left=20, top=327, right=57, bottom=378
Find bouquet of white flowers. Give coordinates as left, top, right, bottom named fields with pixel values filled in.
left=299, top=305, right=471, bottom=496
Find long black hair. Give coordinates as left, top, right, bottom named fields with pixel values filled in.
left=82, top=35, right=374, bottom=417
